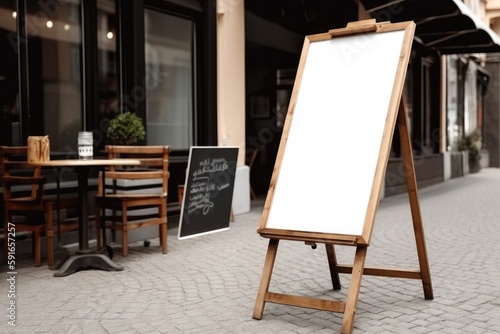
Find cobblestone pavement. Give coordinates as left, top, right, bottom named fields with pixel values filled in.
left=1, top=168, right=500, bottom=333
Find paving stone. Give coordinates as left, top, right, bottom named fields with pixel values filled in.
left=3, top=169, right=500, bottom=333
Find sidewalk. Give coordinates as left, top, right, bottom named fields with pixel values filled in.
left=2, top=168, right=500, bottom=333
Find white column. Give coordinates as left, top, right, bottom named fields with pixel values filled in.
left=217, top=0, right=246, bottom=165
left=217, top=0, right=250, bottom=214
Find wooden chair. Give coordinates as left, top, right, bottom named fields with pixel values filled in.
left=247, top=149, right=258, bottom=200
left=1, top=146, right=78, bottom=267
left=94, top=145, right=170, bottom=256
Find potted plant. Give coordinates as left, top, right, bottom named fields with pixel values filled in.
left=105, top=111, right=157, bottom=245
left=458, top=128, right=482, bottom=173
left=106, top=111, right=145, bottom=145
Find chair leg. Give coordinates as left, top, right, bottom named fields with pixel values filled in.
left=121, top=206, right=128, bottom=256
left=3, top=218, right=8, bottom=264
left=160, top=203, right=167, bottom=254
left=46, top=206, right=54, bottom=267
left=111, top=206, right=117, bottom=243
left=250, top=185, right=257, bottom=201
left=33, top=230, right=42, bottom=267
left=160, top=222, right=167, bottom=254
left=121, top=226, right=128, bottom=257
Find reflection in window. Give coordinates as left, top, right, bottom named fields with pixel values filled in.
left=144, top=9, right=194, bottom=150
left=26, top=1, right=82, bottom=152
left=0, top=0, right=19, bottom=146
left=464, top=61, right=478, bottom=134
left=97, top=0, right=118, bottom=140
left=447, top=56, right=459, bottom=151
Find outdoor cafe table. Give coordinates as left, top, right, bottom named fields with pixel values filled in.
left=29, top=158, right=140, bottom=277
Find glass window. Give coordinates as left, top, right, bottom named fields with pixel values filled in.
left=26, top=1, right=82, bottom=152
left=144, top=9, right=194, bottom=150
left=464, top=61, right=478, bottom=134
left=97, top=0, right=118, bottom=138
left=0, top=1, right=20, bottom=146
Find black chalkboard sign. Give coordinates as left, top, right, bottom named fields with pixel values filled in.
left=178, top=146, right=239, bottom=239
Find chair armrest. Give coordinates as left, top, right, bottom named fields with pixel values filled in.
left=2, top=176, right=46, bottom=200
left=2, top=176, right=46, bottom=187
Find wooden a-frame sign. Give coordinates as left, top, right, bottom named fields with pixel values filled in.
left=252, top=20, right=434, bottom=333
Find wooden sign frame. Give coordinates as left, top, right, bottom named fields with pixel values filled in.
left=252, top=20, right=433, bottom=333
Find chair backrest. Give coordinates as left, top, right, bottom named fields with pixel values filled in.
left=1, top=146, right=36, bottom=175
left=98, top=145, right=171, bottom=196
left=0, top=146, right=45, bottom=202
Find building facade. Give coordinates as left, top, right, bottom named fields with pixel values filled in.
left=1, top=0, right=500, bottom=212
left=0, top=0, right=219, bottom=206
left=245, top=0, right=500, bottom=197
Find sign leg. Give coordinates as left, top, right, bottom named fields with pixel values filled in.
left=253, top=238, right=279, bottom=320
left=325, top=243, right=341, bottom=290
left=341, top=246, right=367, bottom=334
left=397, top=100, right=434, bottom=300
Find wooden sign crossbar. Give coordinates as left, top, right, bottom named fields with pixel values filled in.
left=252, top=20, right=433, bottom=334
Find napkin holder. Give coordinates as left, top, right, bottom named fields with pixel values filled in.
left=27, top=136, right=50, bottom=162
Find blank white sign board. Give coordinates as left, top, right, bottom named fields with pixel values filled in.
left=252, top=22, right=434, bottom=334
left=261, top=25, right=414, bottom=244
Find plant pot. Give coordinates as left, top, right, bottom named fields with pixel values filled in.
left=469, top=154, right=481, bottom=173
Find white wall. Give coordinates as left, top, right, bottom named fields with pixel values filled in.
left=217, top=0, right=250, bottom=213
left=216, top=0, right=246, bottom=166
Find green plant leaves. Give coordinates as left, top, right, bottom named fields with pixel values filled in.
left=106, top=112, right=145, bottom=145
